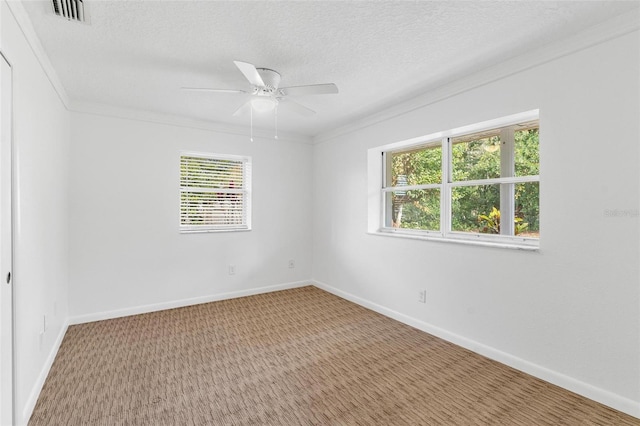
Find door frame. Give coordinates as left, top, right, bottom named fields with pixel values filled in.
left=0, top=50, right=15, bottom=426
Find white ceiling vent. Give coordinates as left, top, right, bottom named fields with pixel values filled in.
left=51, top=0, right=90, bottom=24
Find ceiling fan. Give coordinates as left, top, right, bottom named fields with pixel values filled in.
left=182, top=61, right=339, bottom=117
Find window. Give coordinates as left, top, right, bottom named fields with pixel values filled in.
left=180, top=152, right=251, bottom=232
left=379, top=111, right=539, bottom=247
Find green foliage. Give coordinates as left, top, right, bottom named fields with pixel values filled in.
left=477, top=207, right=529, bottom=235
left=391, top=146, right=441, bottom=230
left=390, top=128, right=539, bottom=236
left=478, top=206, right=501, bottom=234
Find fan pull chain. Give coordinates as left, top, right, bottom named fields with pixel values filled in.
left=250, top=106, right=254, bottom=142
left=274, top=104, right=279, bottom=140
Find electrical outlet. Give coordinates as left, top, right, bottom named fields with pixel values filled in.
left=288, top=259, right=295, bottom=269
left=43, top=314, right=48, bottom=333
left=228, top=265, right=236, bottom=275
left=418, top=290, right=427, bottom=304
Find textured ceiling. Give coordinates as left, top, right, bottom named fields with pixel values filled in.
left=21, top=1, right=639, bottom=138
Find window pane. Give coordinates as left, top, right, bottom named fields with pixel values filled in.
left=515, top=127, right=539, bottom=177
left=180, top=191, right=245, bottom=226
left=180, top=153, right=251, bottom=232
left=451, top=132, right=501, bottom=181
left=387, top=189, right=440, bottom=231
left=515, top=182, right=539, bottom=237
left=451, top=184, right=500, bottom=233
left=452, top=183, right=538, bottom=238
left=390, top=144, right=441, bottom=186
left=181, top=156, right=244, bottom=189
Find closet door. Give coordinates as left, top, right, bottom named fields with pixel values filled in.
left=0, top=52, right=14, bottom=426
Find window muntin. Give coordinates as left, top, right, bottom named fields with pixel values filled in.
left=386, top=188, right=441, bottom=231
left=381, top=116, right=539, bottom=246
left=384, top=143, right=442, bottom=232
left=180, top=153, right=251, bottom=232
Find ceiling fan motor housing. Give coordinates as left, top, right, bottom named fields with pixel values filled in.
left=256, top=68, right=281, bottom=95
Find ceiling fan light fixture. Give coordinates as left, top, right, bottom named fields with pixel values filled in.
left=251, top=97, right=277, bottom=112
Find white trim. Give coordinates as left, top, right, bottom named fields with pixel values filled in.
left=179, top=152, right=252, bottom=233
left=3, top=0, right=70, bottom=108
left=313, top=10, right=640, bottom=144
left=441, top=137, right=450, bottom=234
left=180, top=151, right=251, bottom=163
left=68, top=280, right=310, bottom=325
left=179, top=227, right=251, bottom=234
left=382, top=183, right=441, bottom=193
left=4, top=0, right=638, bottom=145
left=382, top=175, right=540, bottom=193
left=69, top=101, right=313, bottom=145
left=0, top=49, right=14, bottom=426
left=20, top=319, right=69, bottom=426
left=499, top=127, right=515, bottom=236
left=369, top=230, right=539, bottom=251
left=378, top=110, right=539, bottom=153
left=24, top=281, right=310, bottom=423
left=21, top=280, right=640, bottom=420
left=449, top=175, right=539, bottom=188
left=375, top=112, right=540, bottom=247
left=3, top=1, right=313, bottom=144
left=311, top=280, right=640, bottom=419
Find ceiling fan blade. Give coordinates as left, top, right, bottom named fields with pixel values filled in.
left=232, top=101, right=252, bottom=117
left=279, top=83, right=338, bottom=97
left=279, top=98, right=316, bottom=116
left=234, top=61, right=265, bottom=87
left=181, top=87, right=247, bottom=94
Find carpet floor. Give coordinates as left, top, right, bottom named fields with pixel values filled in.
left=29, top=286, right=638, bottom=425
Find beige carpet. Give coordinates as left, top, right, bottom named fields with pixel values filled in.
left=29, top=286, right=638, bottom=425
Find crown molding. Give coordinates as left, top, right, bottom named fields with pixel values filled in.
left=4, top=0, right=70, bottom=107
left=5, top=0, right=310, bottom=144
left=68, top=100, right=313, bottom=144
left=313, top=8, right=640, bottom=144
left=7, top=0, right=638, bottom=146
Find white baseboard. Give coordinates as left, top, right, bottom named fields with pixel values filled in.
left=311, top=280, right=640, bottom=419
left=20, top=319, right=69, bottom=425
left=68, top=280, right=311, bottom=325
left=24, top=280, right=639, bottom=421
left=22, top=280, right=310, bottom=424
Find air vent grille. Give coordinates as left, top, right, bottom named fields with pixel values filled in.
left=52, top=0, right=89, bottom=24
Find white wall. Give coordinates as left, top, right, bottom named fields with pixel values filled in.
left=68, top=112, right=313, bottom=319
left=312, top=30, right=640, bottom=415
left=2, top=0, right=638, bottom=421
left=1, top=2, right=70, bottom=424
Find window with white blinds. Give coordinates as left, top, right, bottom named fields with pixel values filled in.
left=180, top=153, right=251, bottom=232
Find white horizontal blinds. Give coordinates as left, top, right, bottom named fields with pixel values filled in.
left=180, top=154, right=249, bottom=230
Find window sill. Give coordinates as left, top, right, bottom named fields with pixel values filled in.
left=180, top=228, right=251, bottom=234
left=369, top=229, right=539, bottom=251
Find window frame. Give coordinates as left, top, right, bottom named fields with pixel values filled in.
left=377, top=110, right=539, bottom=249
left=179, top=151, right=252, bottom=233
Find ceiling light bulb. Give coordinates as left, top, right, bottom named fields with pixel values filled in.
left=251, top=98, right=276, bottom=112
